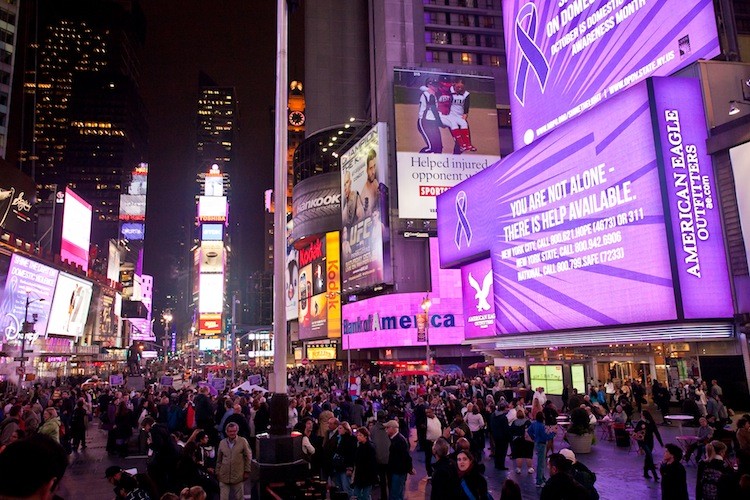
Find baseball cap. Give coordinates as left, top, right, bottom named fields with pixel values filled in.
left=104, top=466, right=123, bottom=478
left=384, top=420, right=400, bottom=429
left=559, top=448, right=576, bottom=464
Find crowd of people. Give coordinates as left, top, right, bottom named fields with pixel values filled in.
left=0, top=367, right=749, bottom=499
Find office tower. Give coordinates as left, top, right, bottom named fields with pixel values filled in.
left=0, top=0, right=19, bottom=159
left=197, top=71, right=236, bottom=177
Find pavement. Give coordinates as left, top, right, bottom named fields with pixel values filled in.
left=55, top=413, right=711, bottom=499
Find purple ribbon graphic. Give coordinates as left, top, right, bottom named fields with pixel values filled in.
left=454, top=190, right=472, bottom=250
left=514, top=2, right=550, bottom=105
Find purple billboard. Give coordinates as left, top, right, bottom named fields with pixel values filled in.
left=438, top=77, right=731, bottom=336
left=0, top=254, right=59, bottom=342
left=461, top=258, right=496, bottom=339
left=503, top=0, right=719, bottom=148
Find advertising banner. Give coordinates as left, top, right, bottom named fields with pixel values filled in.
left=393, top=68, right=501, bottom=219
left=47, top=273, right=93, bottom=337
left=503, top=0, right=719, bottom=148
left=650, top=77, right=732, bottom=319
left=92, top=288, right=118, bottom=344
left=461, top=258, right=497, bottom=339
left=326, top=232, right=341, bottom=338
left=121, top=222, right=144, bottom=240
left=285, top=218, right=299, bottom=320
left=199, top=273, right=224, bottom=313
left=199, top=338, right=221, bottom=351
left=292, top=172, right=341, bottom=240
left=307, top=346, right=337, bottom=360
left=198, top=196, right=228, bottom=222
left=298, top=232, right=341, bottom=340
left=201, top=223, right=223, bottom=241
left=119, top=194, right=146, bottom=221
left=199, top=313, right=222, bottom=334
left=0, top=254, right=58, bottom=342
left=200, top=241, right=224, bottom=273
left=340, top=123, right=392, bottom=292
left=61, top=188, right=92, bottom=271
left=0, top=163, right=36, bottom=241
left=437, top=77, right=730, bottom=335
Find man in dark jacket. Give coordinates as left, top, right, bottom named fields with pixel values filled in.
left=142, top=416, right=179, bottom=496
left=660, top=444, right=689, bottom=500
left=223, top=404, right=251, bottom=442
left=430, top=437, right=459, bottom=500
left=540, top=453, right=589, bottom=500
left=369, top=412, right=390, bottom=499
left=414, top=397, right=427, bottom=451
left=193, top=387, right=214, bottom=430
left=559, top=448, right=599, bottom=499
left=490, top=403, right=511, bottom=470
left=386, top=419, right=413, bottom=500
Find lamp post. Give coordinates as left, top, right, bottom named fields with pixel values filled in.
left=421, top=295, right=432, bottom=370
left=162, top=311, right=173, bottom=371
left=18, top=293, right=44, bottom=396
left=190, top=326, right=196, bottom=374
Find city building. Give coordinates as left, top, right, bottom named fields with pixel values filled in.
left=0, top=0, right=19, bottom=159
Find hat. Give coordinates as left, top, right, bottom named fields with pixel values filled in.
left=104, top=466, right=123, bottom=478
left=384, top=420, right=400, bottom=429
left=559, top=448, right=576, bottom=464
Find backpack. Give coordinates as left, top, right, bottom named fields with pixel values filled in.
left=572, top=465, right=599, bottom=500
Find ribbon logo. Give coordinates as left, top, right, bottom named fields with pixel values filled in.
left=514, top=2, right=550, bottom=105
left=454, top=190, right=472, bottom=250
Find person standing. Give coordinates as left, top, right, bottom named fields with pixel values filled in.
left=633, top=410, right=663, bottom=481
left=490, top=403, right=511, bottom=470
left=352, top=427, right=378, bottom=500
left=70, top=399, right=88, bottom=451
left=385, top=419, right=414, bottom=500
left=695, top=441, right=738, bottom=500
left=424, top=407, right=443, bottom=478
left=38, top=408, right=62, bottom=444
left=660, top=444, right=689, bottom=500
left=417, top=78, right=443, bottom=154
left=430, top=438, right=459, bottom=500
left=369, top=411, right=391, bottom=499
left=527, top=412, right=556, bottom=487
left=456, top=450, right=489, bottom=500
left=216, top=422, right=252, bottom=500
left=539, top=453, right=589, bottom=500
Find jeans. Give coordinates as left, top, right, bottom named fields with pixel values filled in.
left=534, top=442, right=547, bottom=484
left=353, top=485, right=373, bottom=500
left=334, top=471, right=353, bottom=496
left=423, top=439, right=434, bottom=475
left=389, top=473, right=407, bottom=500
left=641, top=442, right=657, bottom=475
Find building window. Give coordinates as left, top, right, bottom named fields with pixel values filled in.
left=424, top=12, right=443, bottom=25
left=481, top=16, right=495, bottom=28
left=459, top=34, right=477, bottom=46
left=456, top=14, right=471, bottom=27
left=484, top=36, right=497, bottom=48
left=460, top=52, right=473, bottom=64
left=426, top=50, right=448, bottom=63
left=429, top=31, right=450, bottom=44
left=489, top=55, right=502, bottom=67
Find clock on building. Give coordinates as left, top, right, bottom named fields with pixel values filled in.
left=288, top=110, right=305, bottom=127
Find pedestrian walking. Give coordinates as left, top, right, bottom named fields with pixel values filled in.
left=633, top=410, right=663, bottom=481
left=216, top=422, right=252, bottom=500
left=528, top=412, right=556, bottom=487
left=490, top=402, right=511, bottom=470
left=385, top=419, right=414, bottom=500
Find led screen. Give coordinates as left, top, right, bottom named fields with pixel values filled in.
left=92, top=288, right=117, bottom=344
left=0, top=254, right=58, bottom=342
left=571, top=364, right=586, bottom=395
left=199, top=338, right=221, bottom=351
left=393, top=68, right=501, bottom=219
left=341, top=123, right=392, bottom=292
left=61, top=187, right=92, bottom=271
left=121, top=222, right=144, bottom=240
left=201, top=223, right=223, bottom=241
left=47, top=273, right=93, bottom=337
left=461, top=258, right=496, bottom=339
left=298, top=232, right=341, bottom=340
left=200, top=241, right=224, bottom=273
left=503, top=0, right=719, bottom=148
left=529, top=365, right=563, bottom=395
left=437, top=77, right=731, bottom=335
left=199, top=273, right=224, bottom=313
left=199, top=313, right=222, bottom=334
left=286, top=218, right=299, bottom=320
left=0, top=163, right=36, bottom=240
left=198, top=196, right=227, bottom=222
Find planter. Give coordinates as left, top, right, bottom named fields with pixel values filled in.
left=566, top=432, right=593, bottom=454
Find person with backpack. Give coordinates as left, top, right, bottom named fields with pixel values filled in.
left=696, top=441, right=738, bottom=499
left=558, top=449, right=598, bottom=499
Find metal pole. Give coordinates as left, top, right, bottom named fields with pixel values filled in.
left=231, top=291, right=238, bottom=385
left=17, top=295, right=29, bottom=396
left=426, top=316, right=430, bottom=369
left=272, top=0, right=289, bottom=394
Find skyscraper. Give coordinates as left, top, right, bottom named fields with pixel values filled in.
left=0, top=0, right=19, bottom=159
left=15, top=0, right=147, bottom=248
left=197, top=71, right=236, bottom=178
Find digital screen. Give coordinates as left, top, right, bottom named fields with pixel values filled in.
left=61, top=187, right=92, bottom=271
left=461, top=258, right=496, bottom=339
left=121, top=222, right=144, bottom=240
left=437, top=77, right=731, bottom=335
left=47, top=273, right=93, bottom=337
left=198, top=196, right=227, bottom=222
left=204, top=172, right=224, bottom=196
left=503, top=0, right=719, bottom=148
left=199, top=313, right=222, bottom=334
left=0, top=254, right=58, bottom=342
left=393, top=68, right=501, bottom=219
left=199, top=273, right=224, bottom=313
left=529, top=365, right=563, bottom=395
left=200, top=241, right=224, bottom=273
left=199, top=338, right=221, bottom=351
left=571, top=364, right=586, bottom=395
left=298, top=232, right=341, bottom=339
left=201, top=223, right=224, bottom=241
left=340, top=123, right=392, bottom=292
left=286, top=218, right=299, bottom=320
left=0, top=163, right=36, bottom=241
left=91, top=289, right=117, bottom=344
left=129, top=274, right=154, bottom=341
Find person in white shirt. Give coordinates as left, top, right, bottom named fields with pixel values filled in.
left=465, top=403, right=487, bottom=462
left=423, top=407, right=443, bottom=477
left=532, top=387, right=547, bottom=407
left=507, top=400, right=518, bottom=424
left=605, top=380, right=616, bottom=406
left=288, top=399, right=299, bottom=429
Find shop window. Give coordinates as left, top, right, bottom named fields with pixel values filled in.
left=529, top=364, right=563, bottom=395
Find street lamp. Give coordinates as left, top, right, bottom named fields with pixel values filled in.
left=421, top=295, right=432, bottom=370
left=18, top=292, right=44, bottom=395
left=190, top=326, right=196, bottom=373
left=162, top=311, right=173, bottom=369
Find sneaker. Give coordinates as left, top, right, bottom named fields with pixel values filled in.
left=516, top=468, right=522, bottom=474
left=528, top=467, right=535, bottom=474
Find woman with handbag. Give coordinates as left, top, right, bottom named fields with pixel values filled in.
left=509, top=408, right=534, bottom=474
left=633, top=409, right=663, bottom=481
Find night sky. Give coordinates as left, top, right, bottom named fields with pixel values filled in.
left=139, top=1, right=304, bottom=313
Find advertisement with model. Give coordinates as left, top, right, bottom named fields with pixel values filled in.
left=393, top=68, right=501, bottom=219
left=47, top=273, right=93, bottom=337
left=0, top=162, right=36, bottom=241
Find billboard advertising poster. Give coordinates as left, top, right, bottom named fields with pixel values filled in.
left=199, top=338, right=221, bottom=351
left=0, top=254, right=58, bottom=342
left=292, top=172, right=341, bottom=240
left=199, top=313, right=222, bottom=334
left=437, top=77, right=730, bottom=335
left=61, top=187, right=92, bottom=271
left=199, top=273, right=224, bottom=313
left=298, top=232, right=341, bottom=339
left=47, top=273, right=93, bottom=337
left=0, top=163, right=36, bottom=241
left=201, top=223, right=223, bottom=241
left=650, top=77, right=732, bottom=319
left=198, top=196, right=228, bottom=222
left=461, top=258, right=497, bottom=339
left=340, top=123, right=392, bottom=292
left=285, top=218, right=299, bottom=320
left=200, top=241, right=224, bottom=274
left=393, top=68, right=501, bottom=220
left=121, top=222, right=144, bottom=241
left=92, top=288, right=117, bottom=345
left=503, top=0, right=720, bottom=148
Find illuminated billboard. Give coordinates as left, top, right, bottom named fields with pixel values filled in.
left=121, top=222, right=144, bottom=240
left=200, top=241, right=224, bottom=274
left=393, top=68, right=501, bottom=219
left=199, top=273, right=224, bottom=313
left=292, top=172, right=341, bottom=239
left=298, top=232, right=340, bottom=340
left=119, top=163, right=148, bottom=221
left=0, top=254, right=58, bottom=342
left=340, top=123, right=392, bottom=292
left=201, top=223, right=223, bottom=241
left=60, top=188, right=92, bottom=271
left=503, top=0, right=719, bottom=148
left=129, top=274, right=154, bottom=341
left=461, top=258, right=496, bottom=339
left=437, top=77, right=731, bottom=336
left=47, top=273, right=93, bottom=337
left=0, top=163, right=36, bottom=241
left=286, top=218, right=299, bottom=320
left=198, top=196, right=228, bottom=222
left=199, top=338, right=221, bottom=351
left=199, top=313, right=222, bottom=334
left=204, top=165, right=224, bottom=196
left=92, top=287, right=118, bottom=345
